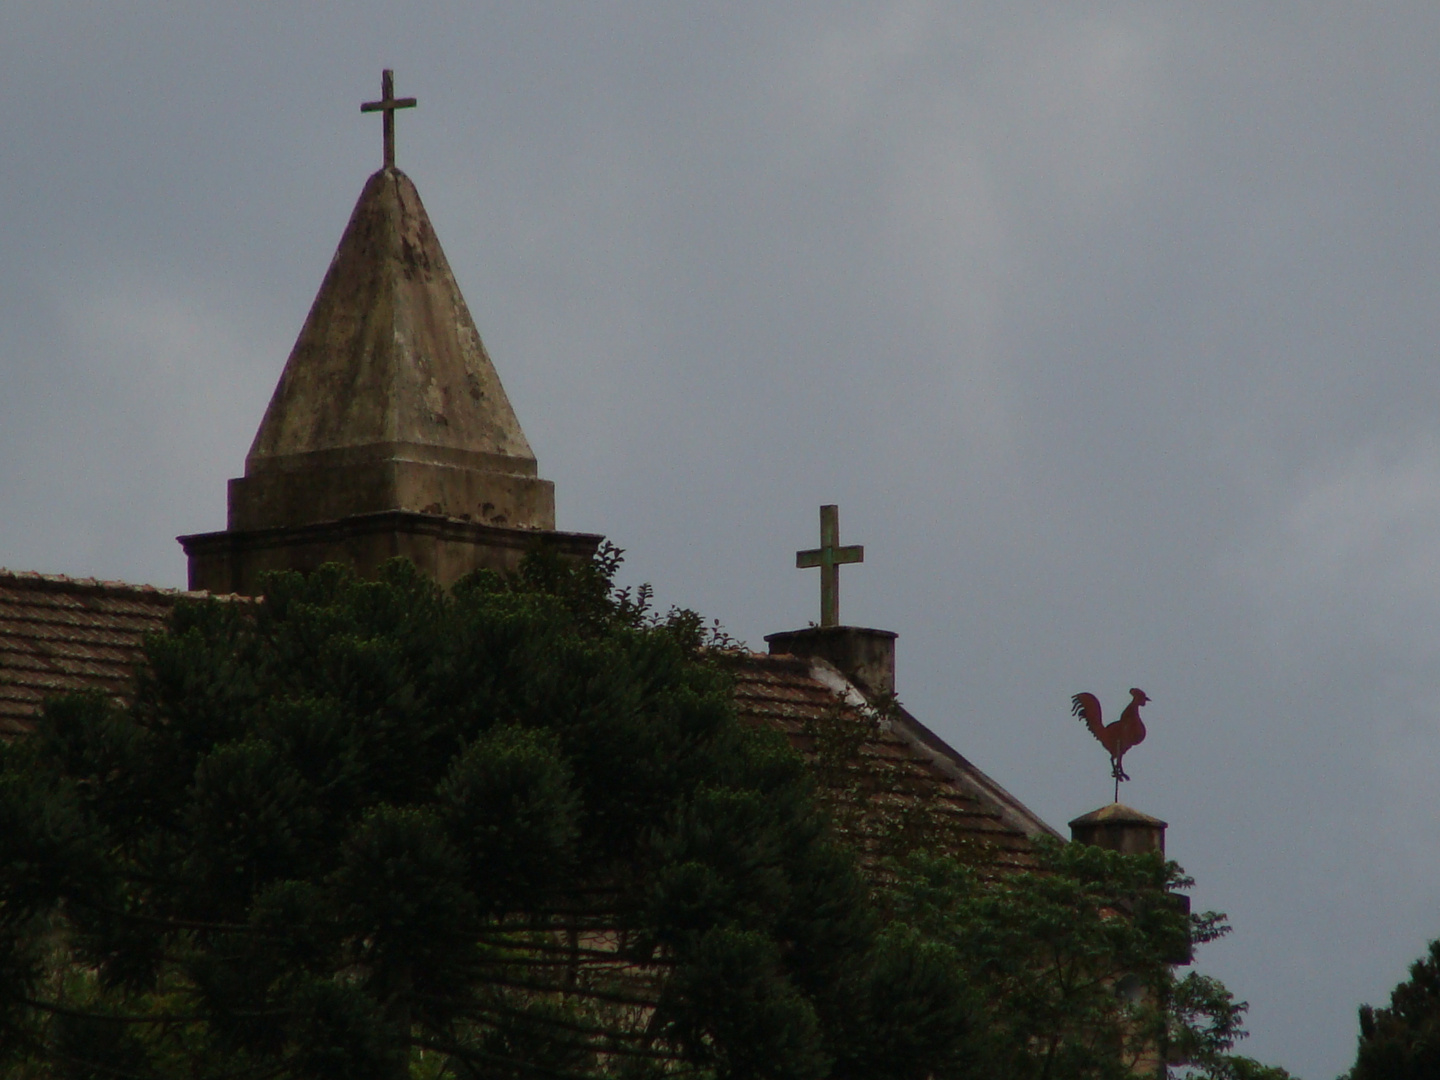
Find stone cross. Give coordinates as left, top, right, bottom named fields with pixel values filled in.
left=361, top=69, right=417, bottom=170
left=796, top=504, right=864, bottom=628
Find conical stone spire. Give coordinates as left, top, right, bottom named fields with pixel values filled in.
left=181, top=164, right=599, bottom=594
left=232, top=166, right=549, bottom=532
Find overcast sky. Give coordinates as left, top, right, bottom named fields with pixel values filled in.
left=5, top=5, right=1440, bottom=1074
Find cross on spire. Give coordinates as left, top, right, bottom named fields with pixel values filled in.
left=361, top=69, right=417, bottom=170
left=796, top=505, right=864, bottom=627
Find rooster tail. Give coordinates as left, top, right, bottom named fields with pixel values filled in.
left=1070, top=692, right=1106, bottom=743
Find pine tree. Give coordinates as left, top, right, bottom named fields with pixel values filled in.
left=0, top=551, right=981, bottom=1079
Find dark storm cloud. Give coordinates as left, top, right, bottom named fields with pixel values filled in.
left=2, top=5, right=1437, bottom=1074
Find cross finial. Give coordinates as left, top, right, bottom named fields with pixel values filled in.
left=796, top=505, right=864, bottom=627
left=361, top=69, right=417, bottom=170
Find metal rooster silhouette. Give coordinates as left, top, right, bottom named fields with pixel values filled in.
left=1071, top=688, right=1150, bottom=800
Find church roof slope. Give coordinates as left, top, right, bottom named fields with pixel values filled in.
left=0, top=572, right=207, bottom=736
left=732, top=651, right=1057, bottom=871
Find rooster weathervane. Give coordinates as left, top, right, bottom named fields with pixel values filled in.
left=1071, top=688, right=1150, bottom=802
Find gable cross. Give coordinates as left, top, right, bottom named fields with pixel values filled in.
left=361, top=69, right=417, bottom=170
left=796, top=505, right=864, bottom=628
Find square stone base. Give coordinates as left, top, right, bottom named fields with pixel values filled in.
left=179, top=510, right=603, bottom=596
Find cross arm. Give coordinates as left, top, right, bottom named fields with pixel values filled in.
left=796, top=545, right=864, bottom=569
left=361, top=97, right=417, bottom=112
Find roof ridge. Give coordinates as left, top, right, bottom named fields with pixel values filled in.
left=0, top=569, right=212, bottom=600
left=736, top=650, right=811, bottom=666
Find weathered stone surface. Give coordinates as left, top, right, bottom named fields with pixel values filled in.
left=229, top=448, right=554, bottom=532
left=232, top=165, right=552, bottom=532
left=249, top=167, right=533, bottom=470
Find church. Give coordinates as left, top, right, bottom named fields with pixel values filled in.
left=0, top=73, right=1163, bottom=871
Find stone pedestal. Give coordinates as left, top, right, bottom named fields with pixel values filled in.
left=180, top=512, right=601, bottom=595
left=764, top=625, right=897, bottom=699
left=228, top=444, right=554, bottom=533
left=1070, top=802, right=1189, bottom=966
left=1068, top=803, right=1168, bottom=855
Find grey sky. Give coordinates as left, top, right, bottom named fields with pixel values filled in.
left=2, top=5, right=1436, bottom=1074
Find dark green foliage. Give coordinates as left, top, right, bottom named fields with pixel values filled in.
left=878, top=841, right=1287, bottom=1080
left=1346, top=939, right=1440, bottom=1080
left=0, top=550, right=981, bottom=1079
left=657, top=925, right=825, bottom=1080
left=827, top=925, right=977, bottom=1080
left=0, top=545, right=1290, bottom=1080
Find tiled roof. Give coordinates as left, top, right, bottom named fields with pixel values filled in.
left=0, top=571, right=203, bottom=736
left=0, top=572, right=1055, bottom=869
left=733, top=652, right=1057, bottom=870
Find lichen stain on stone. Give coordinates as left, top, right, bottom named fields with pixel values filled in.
left=423, top=378, right=447, bottom=425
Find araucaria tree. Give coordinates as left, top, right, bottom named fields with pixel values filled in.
left=0, top=553, right=975, bottom=1079
left=0, top=549, right=1288, bottom=1079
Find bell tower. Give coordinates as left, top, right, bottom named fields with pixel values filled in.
left=180, top=72, right=600, bottom=594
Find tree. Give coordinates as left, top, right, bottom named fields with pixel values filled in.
left=877, top=843, right=1293, bottom=1080
left=0, top=551, right=982, bottom=1079
left=1345, top=938, right=1440, bottom=1080
left=0, top=547, right=1291, bottom=1079
left=792, top=673, right=1293, bottom=1079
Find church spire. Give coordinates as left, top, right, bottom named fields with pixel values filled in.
left=233, top=161, right=547, bottom=533
left=180, top=74, right=600, bottom=594
left=240, top=164, right=539, bottom=494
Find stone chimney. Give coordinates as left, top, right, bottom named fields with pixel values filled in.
left=1071, top=803, right=1190, bottom=966
left=1068, top=803, right=1167, bottom=855
left=765, top=626, right=897, bottom=699
left=180, top=161, right=600, bottom=593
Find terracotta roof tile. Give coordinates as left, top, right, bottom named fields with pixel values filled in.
left=0, top=571, right=204, bottom=734
left=730, top=652, right=1057, bottom=870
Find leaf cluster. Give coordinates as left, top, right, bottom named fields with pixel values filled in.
left=878, top=841, right=1289, bottom=1080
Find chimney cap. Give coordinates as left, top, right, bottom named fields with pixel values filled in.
left=1069, top=802, right=1168, bottom=856
left=765, top=624, right=897, bottom=699
left=1068, top=802, right=1167, bottom=831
